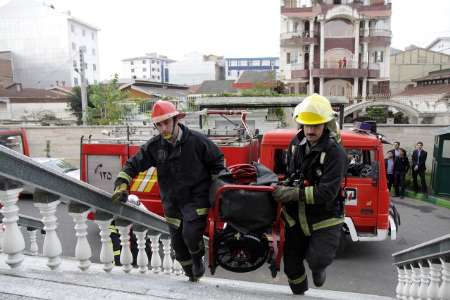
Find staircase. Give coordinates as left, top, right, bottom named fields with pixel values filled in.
left=0, top=254, right=394, bottom=300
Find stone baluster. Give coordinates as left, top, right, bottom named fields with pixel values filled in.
left=402, top=265, right=412, bottom=300
left=0, top=222, right=4, bottom=253
left=0, top=186, right=25, bottom=268
left=161, top=235, right=173, bottom=274
left=410, top=263, right=421, bottom=300
left=94, top=212, right=114, bottom=273
left=27, top=228, right=39, bottom=256
left=173, top=259, right=183, bottom=276
left=34, top=190, right=62, bottom=270
left=438, top=257, right=450, bottom=300
left=116, top=220, right=133, bottom=273
left=133, top=225, right=149, bottom=274
left=427, top=259, right=442, bottom=300
left=149, top=232, right=162, bottom=273
left=68, top=203, right=92, bottom=271
left=396, top=266, right=405, bottom=299
left=417, top=261, right=430, bottom=300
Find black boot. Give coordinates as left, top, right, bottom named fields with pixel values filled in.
left=182, top=264, right=198, bottom=282
left=192, top=254, right=205, bottom=279
left=312, top=269, right=326, bottom=287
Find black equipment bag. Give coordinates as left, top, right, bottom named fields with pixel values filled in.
left=210, top=162, right=278, bottom=234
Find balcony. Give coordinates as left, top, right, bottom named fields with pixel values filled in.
left=311, top=61, right=380, bottom=78
left=280, top=31, right=318, bottom=47
left=360, top=28, right=392, bottom=45
left=283, top=63, right=309, bottom=80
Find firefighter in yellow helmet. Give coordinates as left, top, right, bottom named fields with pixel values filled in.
left=112, top=100, right=226, bottom=281
left=272, top=94, right=347, bottom=295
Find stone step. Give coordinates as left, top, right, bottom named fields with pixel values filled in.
left=0, top=254, right=394, bottom=300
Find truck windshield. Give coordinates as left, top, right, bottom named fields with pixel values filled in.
left=0, top=134, right=24, bottom=154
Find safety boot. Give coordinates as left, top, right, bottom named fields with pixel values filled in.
left=182, top=264, right=198, bottom=282
left=191, top=254, right=205, bottom=279
left=312, top=269, right=326, bottom=287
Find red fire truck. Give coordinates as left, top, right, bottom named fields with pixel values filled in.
left=80, top=97, right=399, bottom=246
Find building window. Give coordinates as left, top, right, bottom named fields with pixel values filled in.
left=374, top=51, right=384, bottom=63
left=143, top=75, right=147, bottom=79
left=74, top=77, right=79, bottom=85
left=131, top=68, right=135, bottom=73
left=132, top=75, right=136, bottom=79
left=152, top=60, right=155, bottom=64
left=286, top=53, right=291, bottom=64
left=142, top=60, right=146, bottom=64
left=91, top=32, right=95, bottom=40
left=143, top=68, right=147, bottom=72
left=82, top=29, right=86, bottom=36
left=72, top=43, right=76, bottom=50
left=84, top=63, right=88, bottom=70
left=152, top=75, right=155, bottom=79
left=93, top=64, right=96, bottom=71
left=92, top=48, right=96, bottom=55
left=152, top=68, right=155, bottom=72
left=73, top=60, right=77, bottom=68
left=157, top=68, right=160, bottom=72
left=130, top=61, right=134, bottom=65
left=227, top=71, right=231, bottom=76
left=157, top=76, right=160, bottom=80
left=71, top=24, right=75, bottom=33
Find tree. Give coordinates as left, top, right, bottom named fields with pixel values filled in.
left=68, top=86, right=94, bottom=124
left=87, top=74, right=132, bottom=125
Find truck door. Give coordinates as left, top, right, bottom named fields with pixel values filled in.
left=343, top=148, right=379, bottom=234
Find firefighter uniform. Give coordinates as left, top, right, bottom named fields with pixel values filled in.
left=282, top=129, right=347, bottom=294
left=114, top=122, right=225, bottom=277
left=272, top=94, right=347, bottom=294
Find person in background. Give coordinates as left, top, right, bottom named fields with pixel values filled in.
left=411, top=141, right=428, bottom=195
left=384, top=151, right=394, bottom=192
left=394, top=148, right=409, bottom=198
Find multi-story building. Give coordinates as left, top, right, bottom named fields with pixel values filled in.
left=224, top=57, right=279, bottom=80
left=426, top=37, right=450, bottom=56
left=280, top=0, right=391, bottom=98
left=121, top=53, right=174, bottom=83
left=390, top=47, right=450, bottom=95
left=0, top=0, right=100, bottom=88
left=169, top=52, right=225, bottom=86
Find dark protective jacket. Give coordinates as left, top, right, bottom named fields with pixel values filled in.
left=283, top=129, right=347, bottom=236
left=115, top=124, right=225, bottom=221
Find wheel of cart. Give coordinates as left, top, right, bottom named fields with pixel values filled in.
left=207, top=183, right=284, bottom=278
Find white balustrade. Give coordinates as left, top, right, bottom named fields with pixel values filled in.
left=439, top=258, right=450, bottom=300
left=134, top=230, right=149, bottom=274
left=149, top=233, right=162, bottom=273
left=0, top=223, right=4, bottom=253
left=94, top=219, right=114, bottom=273
left=409, top=264, right=420, bottom=300
left=161, top=237, right=173, bottom=274
left=69, top=211, right=92, bottom=271
left=28, top=229, right=39, bottom=256
left=0, top=188, right=25, bottom=268
left=173, top=259, right=183, bottom=276
left=402, top=266, right=412, bottom=300
left=427, top=260, right=442, bottom=300
left=417, top=261, right=430, bottom=300
left=396, top=267, right=405, bottom=299
left=116, top=224, right=133, bottom=273
left=34, top=200, right=62, bottom=270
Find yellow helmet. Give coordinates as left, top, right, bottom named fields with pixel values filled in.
left=293, top=93, right=335, bottom=125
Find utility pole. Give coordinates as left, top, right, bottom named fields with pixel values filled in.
left=79, top=46, right=88, bottom=125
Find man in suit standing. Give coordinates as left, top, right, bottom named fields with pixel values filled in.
left=412, top=141, right=428, bottom=195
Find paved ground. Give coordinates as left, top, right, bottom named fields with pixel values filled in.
left=15, top=195, right=450, bottom=297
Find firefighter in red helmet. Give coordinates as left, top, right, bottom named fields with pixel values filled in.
left=112, top=100, right=226, bottom=281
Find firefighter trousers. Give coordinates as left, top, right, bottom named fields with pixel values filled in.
left=168, top=216, right=207, bottom=272
left=283, top=222, right=342, bottom=293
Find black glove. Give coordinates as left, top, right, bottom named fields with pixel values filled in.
left=112, top=183, right=129, bottom=203
left=272, top=185, right=300, bottom=204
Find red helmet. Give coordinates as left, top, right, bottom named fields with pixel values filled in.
left=151, top=100, right=186, bottom=123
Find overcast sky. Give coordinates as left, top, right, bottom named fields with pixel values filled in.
left=33, top=0, right=450, bottom=80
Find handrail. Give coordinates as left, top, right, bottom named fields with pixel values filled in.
left=0, top=145, right=169, bottom=234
